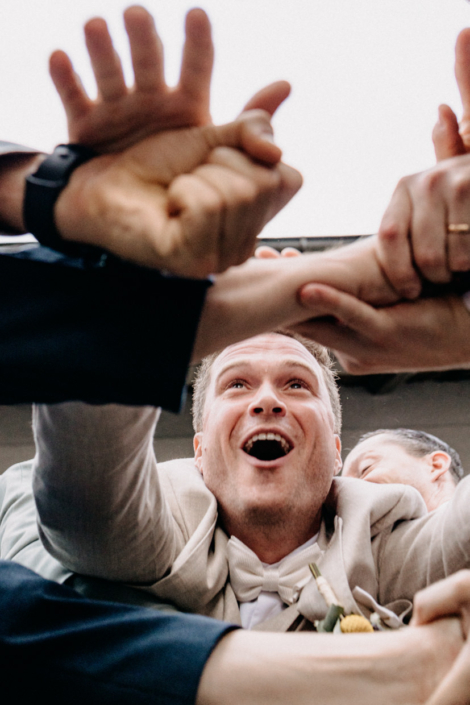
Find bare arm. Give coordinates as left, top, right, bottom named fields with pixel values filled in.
left=197, top=618, right=462, bottom=705
left=192, top=235, right=398, bottom=361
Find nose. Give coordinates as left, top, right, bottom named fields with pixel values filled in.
left=249, top=384, right=286, bottom=417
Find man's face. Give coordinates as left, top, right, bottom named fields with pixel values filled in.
left=194, top=334, right=341, bottom=533
left=343, top=434, right=432, bottom=489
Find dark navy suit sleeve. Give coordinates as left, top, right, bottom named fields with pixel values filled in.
left=0, top=246, right=210, bottom=411
left=0, top=561, right=233, bottom=705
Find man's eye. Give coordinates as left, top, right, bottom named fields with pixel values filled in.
left=229, top=380, right=245, bottom=389
left=288, top=379, right=307, bottom=390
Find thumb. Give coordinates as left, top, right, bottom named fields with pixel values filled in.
left=205, top=110, right=282, bottom=165
left=242, top=80, right=291, bottom=117
left=432, top=105, right=466, bottom=161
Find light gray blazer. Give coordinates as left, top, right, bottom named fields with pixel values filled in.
left=3, top=401, right=469, bottom=632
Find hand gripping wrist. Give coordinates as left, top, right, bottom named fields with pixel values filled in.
left=23, top=143, right=101, bottom=259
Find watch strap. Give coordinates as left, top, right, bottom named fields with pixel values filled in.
left=23, top=143, right=100, bottom=259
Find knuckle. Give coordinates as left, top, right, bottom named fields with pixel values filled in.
left=209, top=145, right=234, bottom=162
left=450, top=172, right=470, bottom=204
left=237, top=179, right=260, bottom=204
left=196, top=185, right=223, bottom=214
left=391, top=273, right=418, bottom=296
left=418, top=169, right=445, bottom=196
left=378, top=222, right=403, bottom=246
left=395, top=174, right=412, bottom=192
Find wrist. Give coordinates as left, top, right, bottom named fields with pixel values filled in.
left=24, top=144, right=99, bottom=257
left=0, top=153, right=45, bottom=233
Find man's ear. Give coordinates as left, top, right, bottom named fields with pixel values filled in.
left=428, top=451, right=452, bottom=482
left=193, top=432, right=204, bottom=475
left=334, top=434, right=342, bottom=476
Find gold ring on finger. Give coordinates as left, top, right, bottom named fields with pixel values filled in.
left=447, top=223, right=470, bottom=234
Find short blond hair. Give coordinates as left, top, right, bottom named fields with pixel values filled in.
left=192, top=331, right=342, bottom=434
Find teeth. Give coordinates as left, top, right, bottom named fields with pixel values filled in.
left=243, top=433, right=291, bottom=455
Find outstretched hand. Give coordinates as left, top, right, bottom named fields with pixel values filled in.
left=50, top=5, right=292, bottom=153
left=50, top=6, right=213, bottom=152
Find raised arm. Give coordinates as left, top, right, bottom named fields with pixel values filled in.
left=33, top=402, right=180, bottom=583
left=37, top=5, right=302, bottom=275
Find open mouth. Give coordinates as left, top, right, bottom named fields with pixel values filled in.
left=243, top=433, right=292, bottom=461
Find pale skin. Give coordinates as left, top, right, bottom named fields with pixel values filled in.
left=342, top=434, right=456, bottom=512
left=192, top=234, right=402, bottom=361
left=1, top=6, right=302, bottom=278
left=377, top=28, right=470, bottom=293
left=292, top=28, right=470, bottom=374
left=10, top=7, right=468, bottom=703
left=194, top=333, right=342, bottom=563
left=197, top=617, right=463, bottom=705
left=412, top=570, right=470, bottom=705
left=189, top=333, right=466, bottom=703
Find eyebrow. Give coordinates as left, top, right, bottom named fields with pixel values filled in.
left=215, top=359, right=320, bottom=382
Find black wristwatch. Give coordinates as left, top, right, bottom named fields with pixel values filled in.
left=23, top=143, right=100, bottom=259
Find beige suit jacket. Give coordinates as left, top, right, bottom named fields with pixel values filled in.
left=22, top=402, right=470, bottom=631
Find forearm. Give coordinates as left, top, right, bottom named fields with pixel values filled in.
left=0, top=150, right=44, bottom=233
left=197, top=620, right=462, bottom=705
left=192, top=239, right=396, bottom=361
left=33, top=402, right=180, bottom=583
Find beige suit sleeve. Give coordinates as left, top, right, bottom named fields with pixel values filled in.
left=375, top=475, right=470, bottom=606
left=33, top=402, right=184, bottom=583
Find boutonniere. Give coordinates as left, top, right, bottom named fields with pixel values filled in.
left=309, top=563, right=374, bottom=633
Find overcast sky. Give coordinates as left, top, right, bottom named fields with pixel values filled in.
left=2, top=0, right=470, bottom=238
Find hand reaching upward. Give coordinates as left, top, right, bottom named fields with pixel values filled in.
left=50, top=6, right=213, bottom=152
left=50, top=5, right=292, bottom=153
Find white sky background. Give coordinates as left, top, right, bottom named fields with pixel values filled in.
left=1, top=0, right=470, bottom=238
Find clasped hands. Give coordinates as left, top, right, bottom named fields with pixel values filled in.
left=51, top=6, right=301, bottom=278
left=48, top=4, right=470, bottom=370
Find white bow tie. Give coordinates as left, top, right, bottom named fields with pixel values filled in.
left=227, top=536, right=319, bottom=605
